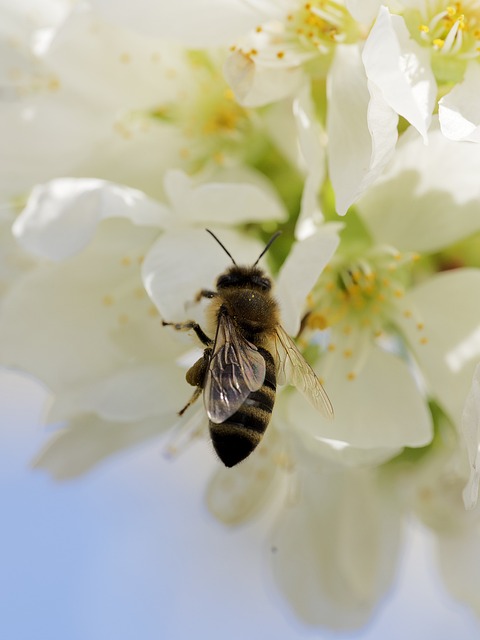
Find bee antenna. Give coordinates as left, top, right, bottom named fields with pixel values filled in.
left=205, top=229, right=237, bottom=266
left=253, top=231, right=282, bottom=267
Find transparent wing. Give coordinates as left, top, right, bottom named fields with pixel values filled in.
left=204, top=313, right=266, bottom=424
left=274, top=324, right=334, bottom=419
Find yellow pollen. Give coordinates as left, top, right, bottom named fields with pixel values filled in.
left=404, top=310, right=413, bottom=318
left=325, top=281, right=335, bottom=292
left=342, top=325, right=352, bottom=335
left=102, top=294, right=114, bottom=306
left=419, top=24, right=430, bottom=33
left=229, top=45, right=236, bottom=52
left=394, top=289, right=404, bottom=298
left=118, top=314, right=129, bottom=325
left=308, top=313, right=329, bottom=330
left=48, top=76, right=60, bottom=91
left=327, top=343, right=336, bottom=352
left=417, top=322, right=425, bottom=330
left=256, top=25, right=263, bottom=32
left=420, top=337, right=429, bottom=345
left=377, top=293, right=386, bottom=302
left=249, top=48, right=258, bottom=56
left=343, top=349, right=353, bottom=358
left=347, top=371, right=356, bottom=381
left=120, top=256, right=132, bottom=267
left=119, top=52, right=131, bottom=64
left=148, top=306, right=158, bottom=317
left=224, top=88, right=235, bottom=100
left=433, top=38, right=445, bottom=48
left=137, top=255, right=145, bottom=265
left=446, top=5, right=457, bottom=17
left=179, top=147, right=190, bottom=159
left=277, top=51, right=285, bottom=59
left=374, top=329, right=383, bottom=338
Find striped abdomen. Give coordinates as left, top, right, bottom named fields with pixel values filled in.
left=209, top=347, right=276, bottom=467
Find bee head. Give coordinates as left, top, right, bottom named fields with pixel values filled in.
left=206, top=229, right=281, bottom=292
left=216, top=265, right=272, bottom=292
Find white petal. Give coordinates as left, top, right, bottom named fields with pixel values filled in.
left=142, top=228, right=264, bottom=322
left=272, top=460, right=402, bottom=628
left=224, top=51, right=305, bottom=107
left=293, top=86, right=327, bottom=240
left=439, top=64, right=480, bottom=143
left=362, top=7, right=436, bottom=140
left=47, top=363, right=186, bottom=423
left=13, top=179, right=170, bottom=261
left=275, top=226, right=341, bottom=336
left=357, top=120, right=480, bottom=253
left=91, top=0, right=263, bottom=46
left=165, top=169, right=286, bottom=226
left=462, top=364, right=480, bottom=510
left=206, top=427, right=281, bottom=525
left=287, top=346, right=433, bottom=449
left=0, top=98, right=105, bottom=199
left=345, top=0, right=381, bottom=24
left=397, top=269, right=480, bottom=427
left=436, top=527, right=480, bottom=616
left=32, top=414, right=168, bottom=480
left=327, top=45, right=398, bottom=215
left=43, top=5, right=187, bottom=112
left=0, top=220, right=163, bottom=392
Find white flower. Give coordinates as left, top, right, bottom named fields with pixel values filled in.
left=364, top=1, right=480, bottom=144
left=278, top=120, right=480, bottom=456
left=0, top=172, right=285, bottom=477
left=462, top=363, right=480, bottom=510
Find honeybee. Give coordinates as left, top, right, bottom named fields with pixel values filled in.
left=163, top=230, right=333, bottom=467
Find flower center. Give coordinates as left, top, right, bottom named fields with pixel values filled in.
left=284, top=1, right=361, bottom=54
left=405, top=2, right=480, bottom=80
left=303, top=247, right=424, bottom=380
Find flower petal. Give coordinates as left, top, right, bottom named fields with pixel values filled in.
left=462, top=364, right=480, bottom=510
left=436, top=526, right=480, bottom=617
left=272, top=458, right=402, bottom=629
left=327, top=45, right=398, bottom=215
left=398, top=269, right=480, bottom=427
left=165, top=169, right=286, bottom=226
left=206, top=427, right=281, bottom=525
left=439, top=63, right=480, bottom=143
left=293, top=86, right=328, bottom=240
left=13, top=179, right=170, bottom=261
left=275, top=226, right=341, bottom=336
left=91, top=0, right=263, bottom=46
left=287, top=346, right=433, bottom=450
left=32, top=414, right=168, bottom=480
left=224, top=51, right=306, bottom=107
left=0, top=219, right=164, bottom=392
left=47, top=363, right=186, bottom=424
left=345, top=0, right=381, bottom=24
left=362, top=7, right=436, bottom=140
left=357, top=120, right=480, bottom=253
left=142, top=228, right=264, bottom=322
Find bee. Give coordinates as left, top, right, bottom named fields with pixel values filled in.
left=163, top=230, right=333, bottom=467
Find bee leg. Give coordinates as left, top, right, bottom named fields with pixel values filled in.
left=178, top=348, right=212, bottom=416
left=178, top=386, right=202, bottom=417
left=162, top=320, right=213, bottom=346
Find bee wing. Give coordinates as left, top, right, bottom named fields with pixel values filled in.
left=204, top=312, right=266, bottom=424
left=274, top=324, right=334, bottom=419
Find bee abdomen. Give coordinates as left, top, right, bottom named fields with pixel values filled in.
left=210, top=348, right=276, bottom=468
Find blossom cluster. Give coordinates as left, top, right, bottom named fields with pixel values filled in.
left=1, top=0, right=480, bottom=629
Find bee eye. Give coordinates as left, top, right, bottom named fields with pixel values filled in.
left=252, top=276, right=271, bottom=291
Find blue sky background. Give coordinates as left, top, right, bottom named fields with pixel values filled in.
left=1, top=369, right=480, bottom=640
